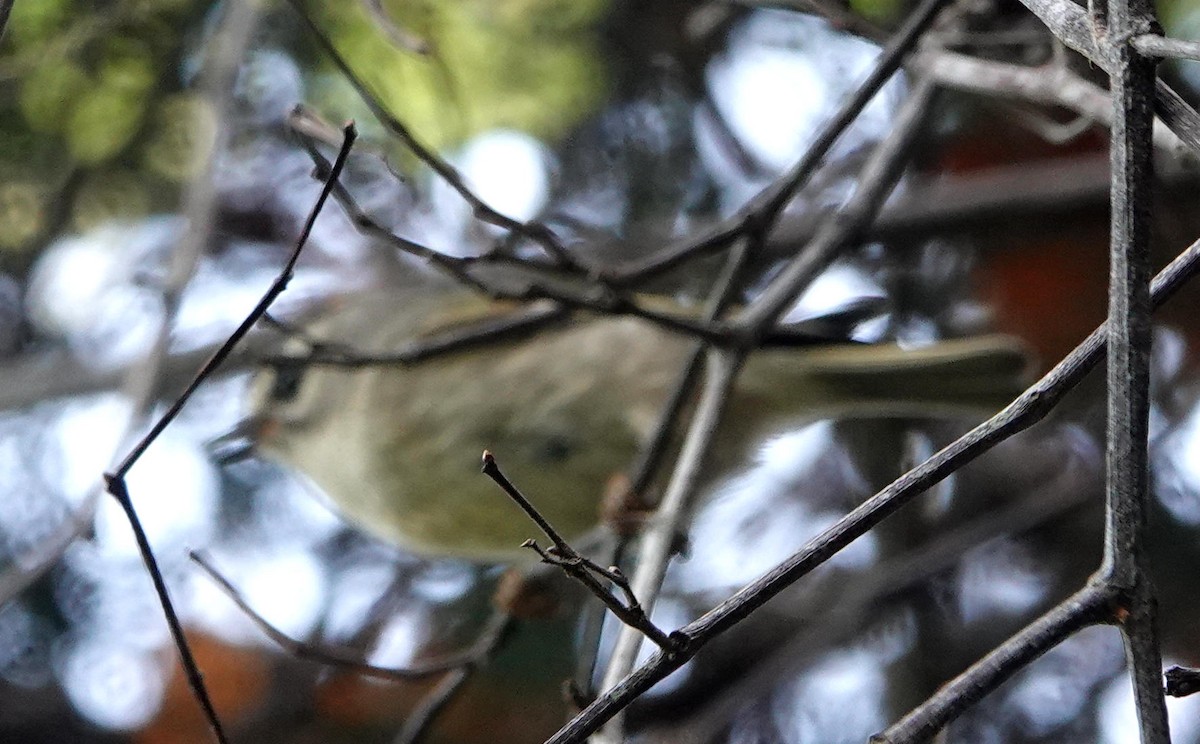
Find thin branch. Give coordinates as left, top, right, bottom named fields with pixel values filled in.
left=291, top=125, right=783, bottom=350
left=109, top=475, right=232, bottom=744
left=480, top=452, right=676, bottom=651
left=393, top=666, right=472, bottom=744
left=6, top=152, right=1191, bottom=414
left=574, top=243, right=759, bottom=705
left=739, top=76, right=936, bottom=337
left=542, top=235, right=1200, bottom=744
left=190, top=552, right=511, bottom=681
left=109, top=125, right=357, bottom=477
left=912, top=48, right=1186, bottom=152
left=263, top=302, right=570, bottom=369
left=619, top=239, right=758, bottom=520
left=602, top=0, right=951, bottom=286
left=663, top=477, right=1097, bottom=741
left=98, top=124, right=357, bottom=744
left=290, top=126, right=499, bottom=292
left=1133, top=33, right=1200, bottom=61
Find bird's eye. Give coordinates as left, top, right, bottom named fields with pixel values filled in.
left=269, top=363, right=306, bottom=402
left=535, top=433, right=575, bottom=464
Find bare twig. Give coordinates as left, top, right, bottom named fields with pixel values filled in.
left=912, top=48, right=1185, bottom=152
left=291, top=128, right=774, bottom=349
left=264, top=301, right=570, bottom=369
left=596, top=348, right=743, bottom=741
left=5, top=152, right=1191, bottom=414
left=393, top=662, right=473, bottom=744
left=624, top=241, right=758, bottom=499
left=542, top=234, right=1200, bottom=744
left=1132, top=33, right=1200, bottom=61
left=190, top=551, right=511, bottom=681
left=664, top=477, right=1097, bottom=740
left=596, top=76, right=936, bottom=742
left=572, top=242, right=759, bottom=705
left=289, top=127, right=498, bottom=292
left=481, top=452, right=676, bottom=651
left=99, top=124, right=357, bottom=744
left=109, top=125, right=357, bottom=477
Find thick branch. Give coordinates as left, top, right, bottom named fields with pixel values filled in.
left=871, top=584, right=1115, bottom=742
left=1102, top=0, right=1171, bottom=736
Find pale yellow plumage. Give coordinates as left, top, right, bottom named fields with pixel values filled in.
left=252, top=291, right=1031, bottom=560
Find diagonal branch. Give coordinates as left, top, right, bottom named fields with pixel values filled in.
left=872, top=583, right=1117, bottom=742
left=190, top=551, right=511, bottom=681
left=542, top=233, right=1200, bottom=744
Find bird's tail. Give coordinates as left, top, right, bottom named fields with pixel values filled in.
left=739, top=334, right=1034, bottom=421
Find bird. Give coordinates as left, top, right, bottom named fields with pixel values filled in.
left=249, top=289, right=1031, bottom=561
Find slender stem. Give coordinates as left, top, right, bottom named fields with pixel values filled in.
left=596, top=348, right=742, bottom=741
left=111, top=126, right=358, bottom=478
left=1014, top=0, right=1200, bottom=155
left=284, top=0, right=581, bottom=270
left=190, top=552, right=502, bottom=680
left=1133, top=33, right=1200, bottom=60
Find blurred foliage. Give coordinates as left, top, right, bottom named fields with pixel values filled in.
left=303, top=0, right=609, bottom=152
left=0, top=0, right=208, bottom=259
left=0, top=0, right=614, bottom=261
left=849, top=0, right=907, bottom=25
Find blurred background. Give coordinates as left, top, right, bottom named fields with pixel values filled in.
left=4, top=0, right=1200, bottom=742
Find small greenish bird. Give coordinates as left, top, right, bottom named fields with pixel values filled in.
left=251, top=290, right=1031, bottom=561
